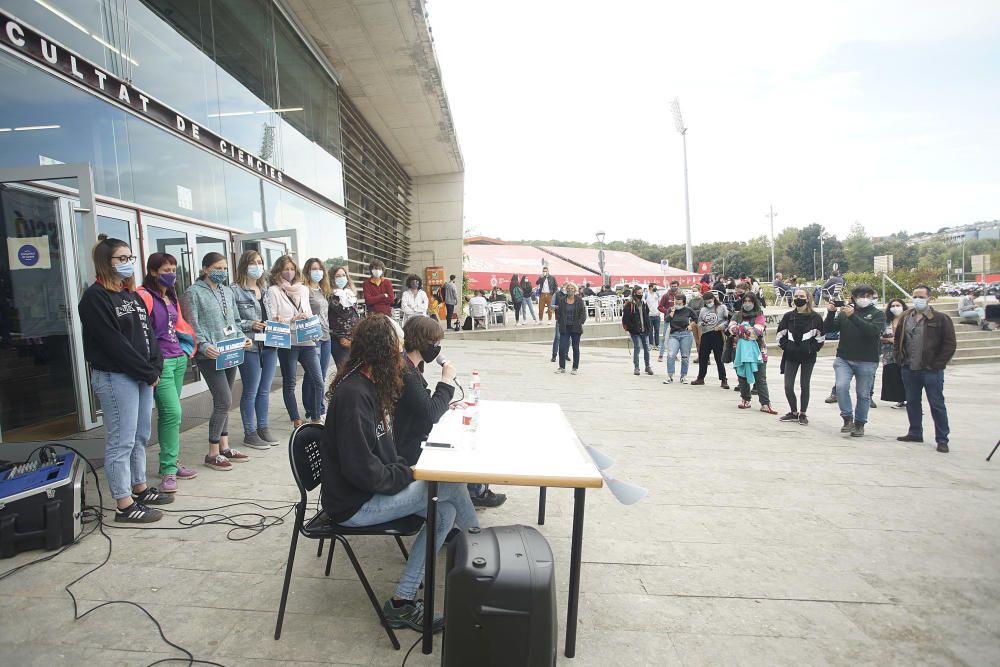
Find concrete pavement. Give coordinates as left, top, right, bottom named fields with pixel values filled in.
left=1, top=339, right=999, bottom=666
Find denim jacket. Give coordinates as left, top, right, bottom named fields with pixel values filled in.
left=230, top=282, right=272, bottom=336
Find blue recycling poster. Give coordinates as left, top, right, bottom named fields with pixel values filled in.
left=295, top=315, right=322, bottom=343
left=264, top=321, right=291, bottom=348
left=215, top=337, right=246, bottom=370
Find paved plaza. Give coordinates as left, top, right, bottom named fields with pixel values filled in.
left=1, top=338, right=999, bottom=666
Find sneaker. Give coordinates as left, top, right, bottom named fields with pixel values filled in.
left=133, top=486, right=174, bottom=505
left=825, top=394, right=838, bottom=404
left=891, top=402, right=906, bottom=409
left=870, top=400, right=878, bottom=409
left=571, top=369, right=578, bottom=375
left=936, top=443, right=949, bottom=453
left=220, top=448, right=249, bottom=462
left=555, top=368, right=565, bottom=374
left=738, top=400, right=751, bottom=409
left=679, top=376, right=688, bottom=384
left=760, top=405, right=778, bottom=415
left=896, top=434, right=923, bottom=443
left=644, top=367, right=654, bottom=375
left=204, top=453, right=233, bottom=471
left=115, top=501, right=162, bottom=524
left=850, top=421, right=865, bottom=438
left=382, top=598, right=443, bottom=632
left=798, top=413, right=809, bottom=426
left=256, top=426, right=281, bottom=446
left=734, top=385, right=741, bottom=392
left=779, top=412, right=799, bottom=422
left=243, top=431, right=271, bottom=450
left=657, top=355, right=663, bottom=362
left=663, top=377, right=673, bottom=384
left=840, top=417, right=854, bottom=433
left=691, top=378, right=705, bottom=385
left=721, top=381, right=730, bottom=390
left=634, top=368, right=641, bottom=376
left=175, top=465, right=198, bottom=480
left=550, top=356, right=556, bottom=363
left=471, top=489, right=508, bottom=508
left=159, top=474, right=178, bottom=494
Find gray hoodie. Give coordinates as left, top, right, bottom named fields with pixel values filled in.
left=697, top=302, right=729, bottom=333
left=182, top=279, right=247, bottom=360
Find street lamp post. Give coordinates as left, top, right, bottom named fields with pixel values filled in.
left=817, top=229, right=827, bottom=280
left=671, top=98, right=693, bottom=273
left=766, top=205, right=777, bottom=281
left=596, top=230, right=607, bottom=286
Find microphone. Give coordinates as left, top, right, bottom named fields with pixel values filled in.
left=436, top=353, right=449, bottom=366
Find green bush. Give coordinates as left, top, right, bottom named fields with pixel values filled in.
left=842, top=269, right=943, bottom=300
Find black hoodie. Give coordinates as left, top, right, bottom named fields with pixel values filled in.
left=393, top=360, right=455, bottom=466
left=78, top=282, right=162, bottom=385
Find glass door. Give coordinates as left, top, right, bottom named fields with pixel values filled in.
left=234, top=230, right=299, bottom=272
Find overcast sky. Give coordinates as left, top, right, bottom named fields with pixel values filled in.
left=427, top=0, right=1000, bottom=246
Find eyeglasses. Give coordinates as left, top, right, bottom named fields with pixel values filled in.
left=112, top=255, right=137, bottom=263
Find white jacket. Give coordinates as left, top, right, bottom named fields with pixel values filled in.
left=266, top=282, right=314, bottom=347
left=401, top=289, right=429, bottom=322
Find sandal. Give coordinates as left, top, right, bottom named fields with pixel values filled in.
left=760, top=405, right=778, bottom=415
left=738, top=400, right=751, bottom=409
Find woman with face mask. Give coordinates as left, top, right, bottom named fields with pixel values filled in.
left=183, top=252, right=253, bottom=471
left=662, top=293, right=696, bottom=384
left=776, top=288, right=825, bottom=424
left=692, top=290, right=730, bottom=388
left=555, top=282, right=587, bottom=374
left=880, top=299, right=908, bottom=408
left=729, top=292, right=778, bottom=413
left=267, top=255, right=324, bottom=427
left=231, top=250, right=279, bottom=450
left=328, top=265, right=360, bottom=370
left=79, top=236, right=167, bottom=522
left=622, top=285, right=654, bottom=375
left=362, top=259, right=394, bottom=316
left=400, top=273, right=429, bottom=323
left=137, top=252, right=199, bottom=492
left=303, top=258, right=334, bottom=419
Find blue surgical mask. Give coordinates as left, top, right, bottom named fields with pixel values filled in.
left=310, top=269, right=324, bottom=284
left=247, top=265, right=264, bottom=279
left=334, top=276, right=348, bottom=289
left=114, top=263, right=134, bottom=279
left=912, top=297, right=929, bottom=311
left=209, top=269, right=229, bottom=284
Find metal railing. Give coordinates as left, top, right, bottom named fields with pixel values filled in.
left=880, top=272, right=911, bottom=302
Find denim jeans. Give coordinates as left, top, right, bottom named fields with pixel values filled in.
left=901, top=367, right=950, bottom=445
left=154, top=356, right=187, bottom=475
left=278, top=345, right=324, bottom=421
left=630, top=333, right=650, bottom=369
left=342, top=481, right=479, bottom=600
left=331, top=337, right=350, bottom=370
left=303, top=338, right=332, bottom=417
left=521, top=299, right=537, bottom=322
left=648, top=315, right=661, bottom=347
left=833, top=357, right=878, bottom=424
left=551, top=326, right=561, bottom=359
left=238, top=347, right=277, bottom=433
left=666, top=329, right=693, bottom=378
left=559, top=331, right=581, bottom=370
left=92, top=370, right=153, bottom=500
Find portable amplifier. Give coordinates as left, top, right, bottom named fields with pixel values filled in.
left=0, top=452, right=85, bottom=558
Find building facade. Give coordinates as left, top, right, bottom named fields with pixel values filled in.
left=0, top=0, right=463, bottom=444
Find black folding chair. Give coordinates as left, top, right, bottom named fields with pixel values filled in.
left=274, top=423, right=424, bottom=649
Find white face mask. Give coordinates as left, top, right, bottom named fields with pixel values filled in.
left=855, top=298, right=871, bottom=309
left=890, top=305, right=904, bottom=316
left=371, top=269, right=383, bottom=279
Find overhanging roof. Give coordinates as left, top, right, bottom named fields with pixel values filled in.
left=284, top=0, right=463, bottom=176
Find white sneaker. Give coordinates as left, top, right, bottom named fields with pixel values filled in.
left=679, top=377, right=688, bottom=384
left=663, top=377, right=673, bottom=384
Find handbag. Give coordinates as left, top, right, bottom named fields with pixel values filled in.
left=722, top=332, right=735, bottom=364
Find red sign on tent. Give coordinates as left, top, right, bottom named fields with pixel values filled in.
left=698, top=261, right=712, bottom=274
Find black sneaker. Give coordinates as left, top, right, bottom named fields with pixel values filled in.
left=134, top=487, right=174, bottom=505
left=645, top=367, right=654, bottom=375
left=851, top=421, right=865, bottom=438
left=896, top=434, right=923, bottom=443
left=634, top=368, right=640, bottom=376
left=870, top=400, right=878, bottom=409
left=798, top=413, right=809, bottom=426
left=779, top=412, right=799, bottom=422
left=471, top=489, right=507, bottom=508
left=550, top=356, right=556, bottom=363
left=936, top=443, right=949, bottom=453
left=382, top=598, right=443, bottom=632
left=825, top=394, right=838, bottom=404
left=721, top=381, right=730, bottom=389
left=114, top=501, right=163, bottom=523
left=840, top=416, right=854, bottom=433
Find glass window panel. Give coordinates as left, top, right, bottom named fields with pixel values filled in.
left=270, top=189, right=346, bottom=269
left=4, top=0, right=127, bottom=75
left=123, top=114, right=225, bottom=224
left=0, top=55, right=133, bottom=201
left=222, top=162, right=265, bottom=232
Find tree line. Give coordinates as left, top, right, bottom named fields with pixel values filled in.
left=516, top=222, right=1000, bottom=282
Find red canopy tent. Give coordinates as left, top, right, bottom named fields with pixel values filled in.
left=541, top=246, right=701, bottom=287
left=463, top=244, right=598, bottom=290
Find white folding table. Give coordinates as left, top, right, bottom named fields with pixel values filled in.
left=413, top=400, right=604, bottom=658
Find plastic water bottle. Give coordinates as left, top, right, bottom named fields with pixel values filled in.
left=462, top=403, right=479, bottom=432
left=471, top=370, right=481, bottom=405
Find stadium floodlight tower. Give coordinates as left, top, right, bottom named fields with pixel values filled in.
left=596, top=230, right=607, bottom=286
left=671, top=98, right=693, bottom=273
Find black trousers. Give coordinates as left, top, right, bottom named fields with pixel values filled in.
left=696, top=330, right=727, bottom=381
left=783, top=358, right=815, bottom=413
left=445, top=303, right=455, bottom=327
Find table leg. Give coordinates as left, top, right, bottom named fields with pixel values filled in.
left=422, top=480, right=438, bottom=655
left=537, top=486, right=547, bottom=525
left=565, top=487, right=586, bottom=658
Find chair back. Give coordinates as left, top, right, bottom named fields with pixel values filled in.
left=491, top=301, right=506, bottom=313
left=288, top=423, right=326, bottom=504
left=470, top=302, right=487, bottom=317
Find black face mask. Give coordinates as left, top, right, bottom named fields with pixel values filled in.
left=793, top=297, right=808, bottom=307
left=633, top=292, right=642, bottom=299
left=420, top=344, right=441, bottom=364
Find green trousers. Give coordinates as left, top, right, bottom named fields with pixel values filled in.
left=155, top=356, right=187, bottom=475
